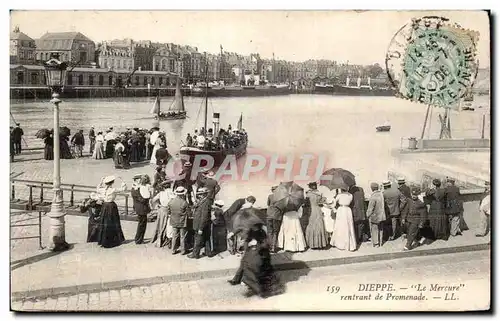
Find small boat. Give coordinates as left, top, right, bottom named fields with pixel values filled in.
left=150, top=77, right=187, bottom=120
left=376, top=125, right=391, bottom=132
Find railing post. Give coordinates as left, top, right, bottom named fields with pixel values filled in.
left=11, top=183, right=15, bottom=200
left=38, top=211, right=43, bottom=249
left=125, top=194, right=129, bottom=217
left=70, top=185, right=75, bottom=207
left=28, top=185, right=33, bottom=210
left=40, top=183, right=44, bottom=204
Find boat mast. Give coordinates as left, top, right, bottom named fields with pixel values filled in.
left=204, top=53, right=208, bottom=132
left=157, top=88, right=161, bottom=118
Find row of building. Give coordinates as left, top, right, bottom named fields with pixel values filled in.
left=10, top=27, right=387, bottom=86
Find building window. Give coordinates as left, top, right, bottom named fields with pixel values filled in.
left=16, top=72, right=24, bottom=84
left=135, top=76, right=139, bottom=86
left=89, top=75, right=94, bottom=86
left=67, top=73, right=72, bottom=85
left=79, top=51, right=87, bottom=63
left=78, top=74, right=84, bottom=85
left=30, top=73, right=38, bottom=85
left=117, top=76, right=123, bottom=87
left=109, top=75, right=113, bottom=86
left=159, top=77, right=163, bottom=86
left=99, top=75, right=104, bottom=85
left=151, top=77, right=155, bottom=86
left=143, top=77, right=147, bottom=86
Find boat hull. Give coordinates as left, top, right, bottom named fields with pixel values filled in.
left=191, top=86, right=291, bottom=98
left=314, top=85, right=334, bottom=94
left=156, top=112, right=187, bottom=120
left=332, top=85, right=396, bottom=96
left=376, top=126, right=391, bottom=132
left=179, top=142, right=247, bottom=167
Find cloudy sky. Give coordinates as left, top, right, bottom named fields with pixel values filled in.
left=10, top=10, right=490, bottom=67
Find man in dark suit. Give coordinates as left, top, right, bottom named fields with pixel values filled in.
left=12, top=123, right=24, bottom=155
left=89, top=126, right=96, bottom=154
left=225, top=196, right=257, bottom=254
left=383, top=180, right=406, bottom=241
left=188, top=187, right=212, bottom=259
left=444, top=177, right=463, bottom=236
left=168, top=186, right=191, bottom=255
left=130, top=175, right=151, bottom=244
left=397, top=177, right=411, bottom=237
left=202, top=171, right=220, bottom=204
left=402, top=187, right=428, bottom=251
left=266, top=186, right=283, bottom=253
left=349, top=185, right=367, bottom=243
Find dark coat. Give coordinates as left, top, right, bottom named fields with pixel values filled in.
left=203, top=178, right=220, bottom=200
left=89, top=129, right=95, bottom=139
left=266, top=194, right=283, bottom=221
left=167, top=196, right=190, bottom=228
left=12, top=127, right=23, bottom=142
left=402, top=198, right=428, bottom=225
left=192, top=196, right=212, bottom=231
left=444, top=185, right=463, bottom=215
left=425, top=187, right=446, bottom=216
left=398, top=184, right=411, bottom=198
left=349, top=186, right=366, bottom=221
left=71, top=132, right=85, bottom=146
left=130, top=188, right=151, bottom=216
left=224, top=198, right=246, bottom=220
left=383, top=186, right=406, bottom=218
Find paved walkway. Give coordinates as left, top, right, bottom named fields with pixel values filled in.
left=11, top=199, right=490, bottom=299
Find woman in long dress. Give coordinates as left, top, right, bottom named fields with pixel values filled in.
left=277, top=208, right=307, bottom=252
left=304, top=182, right=329, bottom=249
left=151, top=180, right=175, bottom=248
left=209, top=200, right=228, bottom=256
left=44, top=134, right=54, bottom=160
left=331, top=190, right=357, bottom=251
left=423, top=179, right=450, bottom=241
left=113, top=138, right=131, bottom=169
left=96, top=176, right=126, bottom=248
left=149, top=130, right=161, bottom=165
left=92, top=132, right=105, bottom=159
left=80, top=193, right=102, bottom=242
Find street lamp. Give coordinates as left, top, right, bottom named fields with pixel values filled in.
left=44, top=54, right=69, bottom=252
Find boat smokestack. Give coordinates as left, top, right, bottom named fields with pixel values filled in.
left=213, top=112, right=220, bottom=137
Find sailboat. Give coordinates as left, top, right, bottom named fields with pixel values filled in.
left=179, top=59, right=248, bottom=167
left=150, top=77, right=187, bottom=120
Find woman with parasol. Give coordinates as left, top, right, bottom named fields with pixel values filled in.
left=330, top=189, right=357, bottom=251
left=96, top=175, right=126, bottom=248
left=36, top=129, right=54, bottom=160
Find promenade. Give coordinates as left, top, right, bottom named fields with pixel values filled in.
left=10, top=149, right=491, bottom=304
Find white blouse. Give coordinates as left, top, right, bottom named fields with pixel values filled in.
left=96, top=183, right=126, bottom=202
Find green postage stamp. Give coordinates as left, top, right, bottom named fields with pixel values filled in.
left=386, top=16, right=479, bottom=108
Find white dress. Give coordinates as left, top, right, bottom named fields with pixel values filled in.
left=150, top=139, right=161, bottom=165
left=277, top=209, right=307, bottom=252
left=322, top=204, right=335, bottom=234
left=330, top=193, right=357, bottom=251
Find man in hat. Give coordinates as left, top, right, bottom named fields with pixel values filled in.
left=89, top=126, right=96, bottom=154
left=267, top=186, right=283, bottom=253
left=188, top=187, right=212, bottom=259
left=71, top=129, right=85, bottom=158
left=173, top=161, right=194, bottom=205
left=382, top=180, right=406, bottom=241
left=402, top=187, right=428, bottom=251
left=444, top=177, right=463, bottom=236
left=349, top=184, right=367, bottom=243
left=168, top=186, right=191, bottom=255
left=202, top=171, right=220, bottom=204
left=131, top=174, right=151, bottom=244
left=10, top=126, right=15, bottom=162
left=12, top=123, right=24, bottom=155
left=397, top=177, right=411, bottom=198
left=224, top=196, right=257, bottom=254
left=476, top=182, right=491, bottom=237
left=366, top=182, right=386, bottom=247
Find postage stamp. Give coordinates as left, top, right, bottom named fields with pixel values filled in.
left=386, top=16, right=479, bottom=108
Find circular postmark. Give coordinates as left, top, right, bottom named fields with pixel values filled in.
left=386, top=16, right=479, bottom=107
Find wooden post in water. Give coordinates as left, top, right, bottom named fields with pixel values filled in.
left=420, top=104, right=431, bottom=140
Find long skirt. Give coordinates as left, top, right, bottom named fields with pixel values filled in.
left=114, top=150, right=130, bottom=169
left=60, top=140, right=73, bottom=159
left=129, top=143, right=141, bottom=162
left=105, top=140, right=116, bottom=159
left=98, top=202, right=125, bottom=248
left=331, top=206, right=357, bottom=251
left=152, top=206, right=170, bottom=248
left=427, top=214, right=450, bottom=240
left=150, top=145, right=160, bottom=165
left=241, top=245, right=282, bottom=297
left=209, top=223, right=228, bottom=255
left=93, top=141, right=105, bottom=159
left=87, top=206, right=101, bottom=242
left=277, top=211, right=307, bottom=252
left=44, top=145, right=54, bottom=160
left=305, top=206, right=328, bottom=249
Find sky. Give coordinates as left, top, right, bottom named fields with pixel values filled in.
left=10, top=10, right=490, bottom=67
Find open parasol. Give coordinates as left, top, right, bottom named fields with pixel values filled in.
left=58, top=126, right=71, bottom=137
left=35, top=128, right=51, bottom=139
left=230, top=207, right=265, bottom=233
left=320, top=168, right=356, bottom=191
left=271, top=181, right=305, bottom=212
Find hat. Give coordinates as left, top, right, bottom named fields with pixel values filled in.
left=308, top=182, right=318, bottom=188
left=271, top=185, right=278, bottom=191
left=183, top=161, right=192, bottom=167
left=139, top=128, right=143, bottom=130
left=103, top=175, right=116, bottom=184
left=370, top=182, right=379, bottom=190
left=197, top=187, right=209, bottom=194
left=397, top=177, right=405, bottom=183
left=411, top=187, right=421, bottom=196
left=382, top=180, right=391, bottom=187
left=175, top=186, right=187, bottom=195
left=133, top=127, right=139, bottom=131
left=446, top=177, right=455, bottom=182
left=205, top=171, right=215, bottom=178
left=213, top=200, right=224, bottom=208
left=133, top=174, right=142, bottom=180
left=432, top=178, right=441, bottom=186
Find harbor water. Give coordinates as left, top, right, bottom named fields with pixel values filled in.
left=10, top=94, right=490, bottom=206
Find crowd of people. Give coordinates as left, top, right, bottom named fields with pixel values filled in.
left=184, top=125, right=248, bottom=151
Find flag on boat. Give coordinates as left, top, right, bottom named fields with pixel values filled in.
left=150, top=96, right=160, bottom=114
left=237, top=113, right=243, bottom=130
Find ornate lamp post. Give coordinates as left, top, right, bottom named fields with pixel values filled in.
left=44, top=54, right=69, bottom=251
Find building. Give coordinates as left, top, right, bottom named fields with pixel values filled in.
left=35, top=32, right=96, bottom=66
left=10, top=27, right=36, bottom=65
left=96, top=41, right=134, bottom=72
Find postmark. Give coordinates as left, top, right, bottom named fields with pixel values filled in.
left=386, top=16, right=479, bottom=108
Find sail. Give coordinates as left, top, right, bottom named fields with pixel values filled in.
left=237, top=113, right=243, bottom=130
left=150, top=96, right=160, bottom=114
left=169, top=77, right=186, bottom=112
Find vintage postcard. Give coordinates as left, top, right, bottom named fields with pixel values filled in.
left=9, top=10, right=490, bottom=311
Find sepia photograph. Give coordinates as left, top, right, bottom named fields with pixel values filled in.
left=8, top=9, right=491, bottom=312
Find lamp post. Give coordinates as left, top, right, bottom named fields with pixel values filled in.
left=44, top=54, right=69, bottom=252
